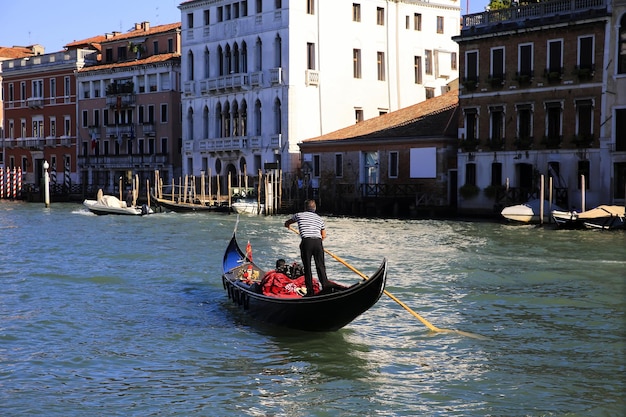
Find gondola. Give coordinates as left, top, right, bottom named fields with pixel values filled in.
left=221, top=231, right=387, bottom=332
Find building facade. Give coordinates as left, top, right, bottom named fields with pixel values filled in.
left=178, top=0, right=460, bottom=191
left=298, top=90, right=459, bottom=217
left=454, top=0, right=617, bottom=215
left=1, top=47, right=98, bottom=191
left=76, top=22, right=183, bottom=195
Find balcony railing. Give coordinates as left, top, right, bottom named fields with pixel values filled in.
left=78, top=154, right=168, bottom=168
left=461, top=0, right=608, bottom=29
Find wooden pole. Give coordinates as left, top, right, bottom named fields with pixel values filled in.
left=228, top=172, right=232, bottom=208
left=201, top=172, right=206, bottom=204
left=146, top=178, right=151, bottom=208
left=258, top=169, right=262, bottom=214
left=539, top=174, right=545, bottom=225
left=217, top=173, right=220, bottom=206
left=581, top=174, right=586, bottom=212
left=549, top=176, right=553, bottom=223
left=119, top=176, right=123, bottom=201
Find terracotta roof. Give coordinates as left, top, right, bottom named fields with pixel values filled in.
left=100, top=22, right=181, bottom=43
left=303, top=90, right=459, bottom=143
left=0, top=46, right=37, bottom=59
left=64, top=35, right=108, bottom=49
left=78, top=52, right=180, bottom=72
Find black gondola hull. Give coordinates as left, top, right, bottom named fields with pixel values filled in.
left=222, top=234, right=387, bottom=332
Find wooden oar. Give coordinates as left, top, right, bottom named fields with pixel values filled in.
left=287, top=226, right=487, bottom=339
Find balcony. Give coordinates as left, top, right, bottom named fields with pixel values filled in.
left=106, top=124, right=135, bottom=138
left=270, top=67, right=283, bottom=85
left=305, top=69, right=319, bottom=86
left=140, top=123, right=156, bottom=136
left=78, top=154, right=169, bottom=169
left=105, top=93, right=136, bottom=108
left=27, top=97, right=44, bottom=108
left=461, top=0, right=608, bottom=31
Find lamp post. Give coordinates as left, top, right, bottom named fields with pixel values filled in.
left=43, top=160, right=50, bottom=207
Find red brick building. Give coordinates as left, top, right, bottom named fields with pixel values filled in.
left=298, top=90, right=459, bottom=217
left=453, top=0, right=614, bottom=214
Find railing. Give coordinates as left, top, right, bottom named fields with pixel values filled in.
left=462, top=0, right=607, bottom=29
left=78, top=154, right=168, bottom=168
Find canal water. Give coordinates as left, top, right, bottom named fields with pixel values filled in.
left=0, top=201, right=624, bottom=416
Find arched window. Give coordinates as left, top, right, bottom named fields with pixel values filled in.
left=617, top=14, right=626, bottom=74
left=233, top=42, right=240, bottom=73
left=203, top=105, right=209, bottom=139
left=274, top=34, right=282, bottom=67
left=255, top=38, right=262, bottom=71
left=187, top=107, right=194, bottom=141
left=187, top=50, right=194, bottom=81
left=274, top=98, right=282, bottom=135
left=241, top=41, right=248, bottom=73
left=254, top=100, right=262, bottom=136
left=204, top=47, right=210, bottom=79
left=240, top=100, right=248, bottom=136
left=223, top=101, right=231, bottom=137
left=232, top=101, right=240, bottom=136
left=215, top=102, right=223, bottom=137
left=225, top=44, right=232, bottom=74
left=218, top=45, right=224, bottom=76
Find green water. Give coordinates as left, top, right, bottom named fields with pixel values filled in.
left=0, top=201, right=624, bottom=416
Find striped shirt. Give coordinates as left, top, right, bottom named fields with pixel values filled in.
left=292, top=211, right=325, bottom=239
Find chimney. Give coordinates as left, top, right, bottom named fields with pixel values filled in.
left=142, top=21, right=150, bottom=31
left=135, top=23, right=141, bottom=30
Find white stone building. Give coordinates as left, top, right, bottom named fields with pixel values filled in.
left=178, top=0, right=460, bottom=183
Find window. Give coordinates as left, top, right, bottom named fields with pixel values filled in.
left=578, top=35, right=593, bottom=71
left=32, top=79, right=43, bottom=98
left=306, top=0, right=314, bottom=15
left=117, top=46, right=127, bottom=60
left=464, top=109, right=478, bottom=141
left=406, top=15, right=410, bottom=29
left=187, top=12, right=194, bottom=28
left=517, top=104, right=534, bottom=144
left=414, top=56, right=422, bottom=84
left=355, top=109, right=364, bottom=123
left=451, top=52, right=457, bottom=71
left=82, top=110, right=88, bottom=128
left=335, top=154, right=343, bottom=178
left=20, top=82, right=25, bottom=101
left=153, top=41, right=159, bottom=55
left=518, top=43, right=533, bottom=77
left=465, top=50, right=478, bottom=81
left=425, top=87, right=435, bottom=99
left=353, top=49, right=361, bottom=78
left=377, top=52, right=385, bottom=80
left=64, top=77, right=70, bottom=98
left=414, top=13, right=422, bottom=31
left=389, top=151, right=398, bottom=178
left=490, top=106, right=504, bottom=144
left=617, top=14, right=626, bottom=74
left=161, top=104, right=168, bottom=123
left=575, top=100, right=593, bottom=143
left=168, top=39, right=173, bottom=53
left=491, top=47, right=504, bottom=79
left=148, top=105, right=155, bottom=123
left=50, top=79, right=56, bottom=99
left=616, top=109, right=626, bottom=152
left=105, top=48, right=113, bottom=63
left=256, top=0, right=262, bottom=13
left=436, top=16, right=444, bottom=34
left=377, top=7, right=384, bottom=25
left=64, top=117, right=71, bottom=137
left=547, top=39, right=563, bottom=74
left=8, top=84, right=14, bottom=102
left=94, top=109, right=100, bottom=127
left=352, top=3, right=361, bottom=22
left=545, top=102, right=562, bottom=147
left=425, top=50, right=433, bottom=75
left=204, top=48, right=210, bottom=78
left=307, top=42, right=316, bottom=70
left=465, top=163, right=477, bottom=186
left=204, top=9, right=210, bottom=25
left=491, top=162, right=502, bottom=187
left=313, top=154, right=320, bottom=177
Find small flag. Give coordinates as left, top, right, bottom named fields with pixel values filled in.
left=246, top=241, right=252, bottom=261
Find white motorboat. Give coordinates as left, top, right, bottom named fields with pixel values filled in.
left=231, top=199, right=265, bottom=215
left=501, top=199, right=562, bottom=223
left=552, top=205, right=625, bottom=230
left=83, top=190, right=153, bottom=216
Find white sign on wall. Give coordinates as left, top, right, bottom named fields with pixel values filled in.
left=410, top=147, right=437, bottom=178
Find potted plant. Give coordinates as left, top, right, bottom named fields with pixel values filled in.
left=484, top=184, right=505, bottom=199
left=459, top=183, right=480, bottom=199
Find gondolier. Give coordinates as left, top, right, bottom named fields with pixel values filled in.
left=284, top=199, right=331, bottom=297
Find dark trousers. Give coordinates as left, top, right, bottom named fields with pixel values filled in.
left=300, top=237, right=329, bottom=293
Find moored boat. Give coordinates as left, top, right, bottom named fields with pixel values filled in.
left=501, top=199, right=562, bottom=223
left=231, top=199, right=265, bottom=215
left=221, top=230, right=387, bottom=332
left=83, top=190, right=153, bottom=216
left=552, top=205, right=626, bottom=230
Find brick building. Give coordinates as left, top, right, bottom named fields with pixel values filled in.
left=453, top=0, right=617, bottom=215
